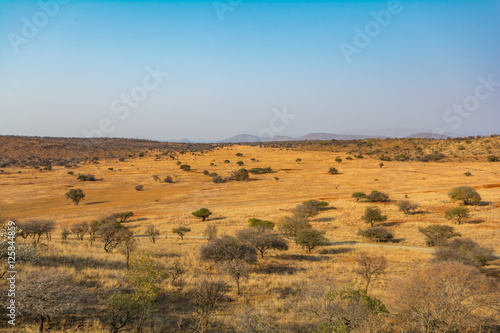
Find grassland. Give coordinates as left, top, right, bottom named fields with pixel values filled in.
left=0, top=136, right=499, bottom=332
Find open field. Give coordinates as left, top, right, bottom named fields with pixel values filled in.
left=0, top=136, right=499, bottom=332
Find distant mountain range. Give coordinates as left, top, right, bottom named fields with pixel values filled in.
left=168, top=128, right=457, bottom=143
left=217, top=131, right=449, bottom=143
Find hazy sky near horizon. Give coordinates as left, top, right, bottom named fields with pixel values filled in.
left=1, top=0, right=499, bottom=142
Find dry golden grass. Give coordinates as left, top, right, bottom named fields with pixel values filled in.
left=0, top=140, right=499, bottom=331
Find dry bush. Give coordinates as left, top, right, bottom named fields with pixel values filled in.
left=433, top=238, right=494, bottom=268
left=236, top=228, right=288, bottom=258
left=200, top=236, right=257, bottom=264
left=353, top=252, right=387, bottom=293
left=389, top=261, right=500, bottom=332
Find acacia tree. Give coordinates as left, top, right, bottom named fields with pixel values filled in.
left=295, top=229, right=328, bottom=253
left=145, top=224, right=160, bottom=244
left=389, top=262, right=500, bottom=332
left=16, top=270, right=86, bottom=333
left=172, top=226, right=191, bottom=241
left=88, top=220, right=100, bottom=245
left=445, top=206, right=470, bottom=224
left=397, top=200, right=419, bottom=215
left=278, top=214, right=311, bottom=238
left=97, top=217, right=128, bottom=252
left=353, top=252, right=388, bottom=293
left=235, top=228, right=288, bottom=258
left=119, top=230, right=137, bottom=270
left=192, top=279, right=229, bottom=333
left=202, top=224, right=218, bottom=242
left=219, top=259, right=248, bottom=295
left=70, top=222, right=88, bottom=240
left=352, top=192, right=367, bottom=201
left=117, top=211, right=134, bottom=222
left=418, top=225, right=461, bottom=246
left=192, top=208, right=212, bottom=221
left=65, top=188, right=85, bottom=205
left=200, top=236, right=257, bottom=264
left=448, top=186, right=481, bottom=205
left=362, top=206, right=387, bottom=227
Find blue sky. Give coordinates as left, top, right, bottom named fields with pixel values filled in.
left=1, top=0, right=499, bottom=141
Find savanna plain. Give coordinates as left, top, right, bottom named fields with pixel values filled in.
left=0, top=135, right=499, bottom=332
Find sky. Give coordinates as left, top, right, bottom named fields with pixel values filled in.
left=0, top=0, right=499, bottom=142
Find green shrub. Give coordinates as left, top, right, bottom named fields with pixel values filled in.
left=357, top=227, right=393, bottom=242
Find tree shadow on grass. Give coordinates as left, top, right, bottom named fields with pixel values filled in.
left=319, top=247, right=354, bottom=255
left=380, top=222, right=402, bottom=227
left=253, top=264, right=306, bottom=275
left=209, top=216, right=226, bottom=221
left=314, top=217, right=335, bottom=222
left=84, top=201, right=109, bottom=205
left=276, top=254, right=330, bottom=262
left=36, top=254, right=125, bottom=270
left=466, top=219, right=486, bottom=224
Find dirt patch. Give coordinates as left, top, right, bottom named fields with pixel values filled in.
left=480, top=183, right=500, bottom=189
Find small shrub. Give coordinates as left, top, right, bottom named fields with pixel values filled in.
left=248, top=218, right=275, bottom=230
left=397, top=200, right=419, bottom=215
left=164, top=176, right=173, bottom=183
left=135, top=185, right=144, bottom=191
left=328, top=167, right=339, bottom=174
left=180, top=164, right=191, bottom=171
left=366, top=191, right=389, bottom=202
left=77, top=173, right=96, bottom=181
left=357, top=227, right=394, bottom=242
left=67, top=171, right=74, bottom=175
left=463, top=171, right=472, bottom=177
left=335, top=157, right=342, bottom=163
left=487, top=155, right=498, bottom=162
left=237, top=161, right=244, bottom=166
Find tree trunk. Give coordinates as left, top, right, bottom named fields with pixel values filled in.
left=39, top=315, right=44, bottom=333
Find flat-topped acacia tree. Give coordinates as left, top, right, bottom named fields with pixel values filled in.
left=192, top=208, right=212, bottom=221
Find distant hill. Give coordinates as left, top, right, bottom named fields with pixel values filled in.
left=406, top=133, right=450, bottom=139
left=220, top=132, right=383, bottom=143
left=219, top=134, right=295, bottom=143
left=298, top=133, right=382, bottom=140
